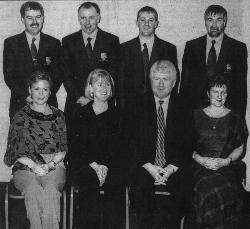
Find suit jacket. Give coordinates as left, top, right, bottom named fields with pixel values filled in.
left=119, top=36, right=179, bottom=108
left=128, top=92, right=192, bottom=169
left=61, top=29, right=120, bottom=118
left=180, top=34, right=248, bottom=117
left=3, top=31, right=62, bottom=118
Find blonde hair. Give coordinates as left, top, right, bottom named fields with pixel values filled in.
left=84, top=69, right=115, bottom=100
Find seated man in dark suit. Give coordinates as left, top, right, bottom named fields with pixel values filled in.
left=119, top=6, right=179, bottom=109
left=129, top=60, right=192, bottom=229
left=3, top=1, right=62, bottom=119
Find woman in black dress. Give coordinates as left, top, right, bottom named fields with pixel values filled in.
left=70, top=69, right=124, bottom=229
left=191, top=75, right=248, bottom=229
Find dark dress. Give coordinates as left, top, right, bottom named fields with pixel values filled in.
left=192, top=109, right=248, bottom=229
left=70, top=102, right=124, bottom=229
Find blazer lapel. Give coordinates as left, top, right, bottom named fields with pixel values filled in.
left=92, top=29, right=102, bottom=62
left=149, top=36, right=160, bottom=65
left=197, top=35, right=207, bottom=67
left=216, top=34, right=229, bottom=69
left=19, top=32, right=34, bottom=69
left=37, top=33, right=49, bottom=63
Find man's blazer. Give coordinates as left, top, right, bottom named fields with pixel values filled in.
left=128, top=92, right=191, bottom=169
left=119, top=36, right=179, bottom=108
left=180, top=34, right=248, bottom=117
left=61, top=29, right=119, bottom=117
left=3, top=31, right=62, bottom=118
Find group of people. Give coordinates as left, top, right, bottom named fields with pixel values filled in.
left=3, top=1, right=248, bottom=229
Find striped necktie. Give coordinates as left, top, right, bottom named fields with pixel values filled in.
left=155, top=100, right=166, bottom=167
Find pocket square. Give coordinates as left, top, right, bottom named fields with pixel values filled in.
left=224, top=63, right=232, bottom=73
left=45, top=56, right=52, bottom=66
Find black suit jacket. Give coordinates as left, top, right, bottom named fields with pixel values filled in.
left=119, top=36, right=179, bottom=108
left=128, top=92, right=192, bottom=169
left=3, top=31, right=62, bottom=118
left=180, top=34, right=248, bottom=117
left=61, top=29, right=119, bottom=118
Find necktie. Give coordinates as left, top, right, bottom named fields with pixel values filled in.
left=155, top=100, right=166, bottom=167
left=30, top=37, right=38, bottom=63
left=207, top=40, right=216, bottom=78
left=142, top=43, right=149, bottom=92
left=86, top=37, right=93, bottom=59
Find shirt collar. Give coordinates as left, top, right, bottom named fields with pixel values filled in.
left=139, top=35, right=154, bottom=47
left=25, top=31, right=40, bottom=46
left=154, top=95, right=170, bottom=105
left=207, top=33, right=224, bottom=44
left=82, top=28, right=98, bottom=40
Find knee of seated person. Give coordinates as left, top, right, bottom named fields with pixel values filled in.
left=23, top=182, right=42, bottom=196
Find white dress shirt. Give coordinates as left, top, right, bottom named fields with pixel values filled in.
left=25, top=32, right=40, bottom=52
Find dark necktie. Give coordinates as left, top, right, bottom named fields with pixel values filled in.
left=86, top=37, right=93, bottom=59
left=30, top=37, right=38, bottom=63
left=155, top=100, right=166, bottom=167
left=142, top=43, right=149, bottom=92
left=207, top=40, right=216, bottom=78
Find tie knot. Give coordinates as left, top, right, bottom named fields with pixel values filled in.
left=159, top=100, right=164, bottom=105
left=211, top=40, right=216, bottom=46
left=143, top=43, right=147, bottom=48
left=87, top=37, right=92, bottom=43
left=32, top=37, right=36, bottom=43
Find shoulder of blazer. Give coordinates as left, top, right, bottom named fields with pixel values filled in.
left=97, top=28, right=119, bottom=41
left=186, top=35, right=206, bottom=47
left=121, top=37, right=139, bottom=48
left=4, top=32, right=25, bottom=45
left=154, top=35, right=176, bottom=49
left=223, top=34, right=247, bottom=49
left=40, top=32, right=60, bottom=44
left=62, top=30, right=82, bottom=44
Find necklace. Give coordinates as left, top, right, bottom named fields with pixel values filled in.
left=209, top=117, right=220, bottom=129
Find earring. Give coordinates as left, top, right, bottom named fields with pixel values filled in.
left=90, top=92, right=94, bottom=98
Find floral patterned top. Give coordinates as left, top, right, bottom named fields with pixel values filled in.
left=4, top=105, right=68, bottom=173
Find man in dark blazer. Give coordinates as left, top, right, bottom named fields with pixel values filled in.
left=3, top=1, right=62, bottom=119
left=61, top=2, right=119, bottom=126
left=129, top=60, right=192, bottom=229
left=180, top=4, right=248, bottom=118
left=119, top=6, right=179, bottom=109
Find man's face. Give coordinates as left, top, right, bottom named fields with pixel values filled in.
left=150, top=71, right=176, bottom=99
left=21, top=9, right=44, bottom=36
left=136, top=11, right=158, bottom=37
left=78, top=6, right=100, bottom=35
left=205, top=12, right=226, bottom=38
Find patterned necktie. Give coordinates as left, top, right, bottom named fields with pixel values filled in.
left=86, top=37, right=93, bottom=59
left=155, top=100, right=166, bottom=167
left=30, top=37, right=38, bottom=62
left=207, top=40, right=216, bottom=78
left=142, top=43, right=149, bottom=92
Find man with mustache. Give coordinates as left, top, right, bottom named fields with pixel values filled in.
left=180, top=4, right=248, bottom=118
left=3, top=1, right=62, bottom=119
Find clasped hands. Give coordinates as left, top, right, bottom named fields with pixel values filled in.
left=143, top=163, right=175, bottom=185
left=32, top=162, right=55, bottom=176
left=90, top=162, right=108, bottom=187
left=201, top=157, right=230, bottom=170
left=193, top=153, right=230, bottom=170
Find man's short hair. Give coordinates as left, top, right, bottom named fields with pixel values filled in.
left=78, top=2, right=100, bottom=14
left=20, top=1, right=44, bottom=18
left=137, top=6, right=158, bottom=21
left=204, top=5, right=227, bottom=20
left=150, top=60, right=177, bottom=79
